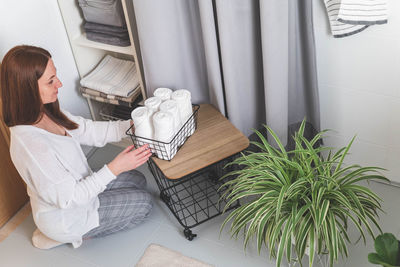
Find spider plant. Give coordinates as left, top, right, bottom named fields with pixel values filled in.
left=220, top=119, right=388, bottom=267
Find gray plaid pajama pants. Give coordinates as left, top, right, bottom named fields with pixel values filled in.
left=83, top=169, right=152, bottom=239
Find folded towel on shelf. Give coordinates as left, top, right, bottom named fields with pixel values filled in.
left=86, top=31, right=130, bottom=47
left=83, top=20, right=130, bottom=46
left=84, top=22, right=130, bottom=40
left=324, top=0, right=388, bottom=38
left=153, top=87, right=172, bottom=101
left=144, top=96, right=162, bottom=116
left=171, top=89, right=194, bottom=137
left=84, top=22, right=128, bottom=34
left=82, top=91, right=141, bottom=108
left=80, top=86, right=141, bottom=107
left=78, top=0, right=126, bottom=27
left=86, top=29, right=130, bottom=39
left=153, top=111, right=176, bottom=160
left=80, top=55, right=139, bottom=97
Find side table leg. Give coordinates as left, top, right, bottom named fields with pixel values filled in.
left=183, top=228, right=197, bottom=241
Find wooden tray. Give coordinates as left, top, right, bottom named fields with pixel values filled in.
left=152, top=104, right=249, bottom=179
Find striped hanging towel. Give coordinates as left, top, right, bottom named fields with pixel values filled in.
left=324, top=0, right=388, bottom=38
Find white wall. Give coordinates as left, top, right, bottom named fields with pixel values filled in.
left=0, top=0, right=91, bottom=119
left=313, top=0, right=400, bottom=183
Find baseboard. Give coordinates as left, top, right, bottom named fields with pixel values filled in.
left=0, top=202, right=31, bottom=242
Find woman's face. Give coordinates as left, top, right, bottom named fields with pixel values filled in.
left=37, top=59, right=62, bottom=104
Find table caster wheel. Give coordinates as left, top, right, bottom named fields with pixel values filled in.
left=183, top=228, right=197, bottom=241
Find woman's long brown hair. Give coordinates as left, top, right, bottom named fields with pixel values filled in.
left=0, top=45, right=78, bottom=129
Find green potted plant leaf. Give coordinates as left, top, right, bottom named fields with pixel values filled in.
left=369, top=233, right=400, bottom=267
left=219, top=119, right=388, bottom=267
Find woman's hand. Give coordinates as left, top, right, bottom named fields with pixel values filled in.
left=107, top=144, right=151, bottom=176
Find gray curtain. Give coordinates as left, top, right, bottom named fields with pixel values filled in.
left=133, top=0, right=320, bottom=147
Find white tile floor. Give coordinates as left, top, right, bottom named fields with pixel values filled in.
left=1, top=143, right=400, bottom=267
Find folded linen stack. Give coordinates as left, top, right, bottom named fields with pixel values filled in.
left=78, top=0, right=130, bottom=46
left=80, top=55, right=139, bottom=98
left=324, top=0, right=388, bottom=38
left=84, top=22, right=130, bottom=47
left=80, top=86, right=141, bottom=108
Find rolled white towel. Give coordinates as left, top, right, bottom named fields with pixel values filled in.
left=144, top=96, right=162, bottom=116
left=153, top=111, right=176, bottom=160
left=171, top=89, right=194, bottom=136
left=159, top=100, right=182, bottom=134
left=153, top=87, right=172, bottom=101
left=131, top=107, right=154, bottom=150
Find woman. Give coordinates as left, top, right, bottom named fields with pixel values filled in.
left=0, top=45, right=152, bottom=249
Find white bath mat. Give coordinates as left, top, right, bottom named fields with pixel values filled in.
left=135, top=243, right=214, bottom=267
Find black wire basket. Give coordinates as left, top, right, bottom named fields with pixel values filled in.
left=126, top=104, right=200, bottom=161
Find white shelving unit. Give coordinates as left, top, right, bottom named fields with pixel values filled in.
left=57, top=0, right=146, bottom=147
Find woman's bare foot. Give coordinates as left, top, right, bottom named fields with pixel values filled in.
left=32, top=228, right=64, bottom=249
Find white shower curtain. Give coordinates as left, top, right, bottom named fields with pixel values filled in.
left=132, top=0, right=320, bottom=147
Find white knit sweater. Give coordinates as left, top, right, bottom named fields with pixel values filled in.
left=9, top=110, right=131, bottom=248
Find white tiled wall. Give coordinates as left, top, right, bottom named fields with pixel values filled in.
left=313, top=0, right=400, bottom=183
